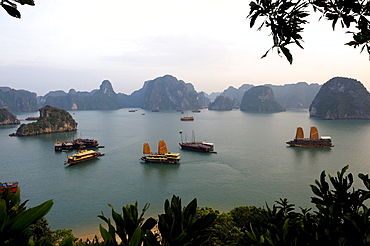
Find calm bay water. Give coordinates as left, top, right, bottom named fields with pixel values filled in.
left=2, top=108, right=370, bottom=237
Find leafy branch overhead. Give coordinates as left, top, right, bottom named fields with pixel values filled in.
left=248, top=0, right=370, bottom=63
left=0, top=0, right=34, bottom=18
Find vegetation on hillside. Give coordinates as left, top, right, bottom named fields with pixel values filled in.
left=240, top=86, right=286, bottom=112
left=208, top=96, right=233, bottom=110
left=0, top=108, right=19, bottom=125
left=0, top=88, right=38, bottom=112
left=14, top=105, right=77, bottom=136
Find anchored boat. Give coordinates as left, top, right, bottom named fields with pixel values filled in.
left=179, top=130, right=215, bottom=153
left=181, top=116, right=194, bottom=121
left=140, top=140, right=180, bottom=164
left=0, top=181, right=18, bottom=195
left=286, top=126, right=333, bottom=148
left=55, top=138, right=103, bottom=151
left=64, top=149, right=104, bottom=165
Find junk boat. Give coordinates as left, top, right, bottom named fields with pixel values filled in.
left=286, top=126, right=333, bottom=148
left=140, top=140, right=180, bottom=164
left=181, top=116, right=194, bottom=121
left=0, top=181, right=18, bottom=195
left=179, top=130, right=215, bottom=153
left=64, top=149, right=104, bottom=165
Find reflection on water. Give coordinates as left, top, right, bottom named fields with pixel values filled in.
left=288, top=146, right=332, bottom=165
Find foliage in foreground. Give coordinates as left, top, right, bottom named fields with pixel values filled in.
left=248, top=0, right=370, bottom=63
left=3, top=165, right=370, bottom=245
left=0, top=187, right=53, bottom=246
left=0, top=0, right=34, bottom=18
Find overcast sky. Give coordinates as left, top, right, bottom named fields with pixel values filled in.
left=0, top=0, right=369, bottom=96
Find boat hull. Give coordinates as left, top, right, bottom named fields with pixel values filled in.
left=286, top=139, right=333, bottom=148
left=179, top=143, right=214, bottom=152
left=55, top=138, right=100, bottom=151
left=64, top=150, right=103, bottom=165
left=140, top=153, right=180, bottom=164
left=140, top=157, right=180, bottom=164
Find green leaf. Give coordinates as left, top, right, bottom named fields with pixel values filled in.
left=9, top=199, right=53, bottom=231
left=99, top=224, right=114, bottom=243
left=128, top=226, right=142, bottom=246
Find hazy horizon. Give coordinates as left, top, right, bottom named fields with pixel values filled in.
left=1, top=1, right=369, bottom=96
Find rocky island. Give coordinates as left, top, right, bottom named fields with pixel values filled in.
left=240, top=86, right=286, bottom=112
left=10, top=105, right=77, bottom=136
left=0, top=108, right=20, bottom=125
left=309, top=77, right=370, bottom=119
left=208, top=96, right=233, bottom=110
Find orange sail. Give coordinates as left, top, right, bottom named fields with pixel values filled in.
left=310, top=126, right=319, bottom=139
left=295, top=127, right=304, bottom=139
left=143, top=143, right=151, bottom=154
left=158, top=140, right=168, bottom=154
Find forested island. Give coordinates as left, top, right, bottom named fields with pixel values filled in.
left=0, top=108, right=20, bottom=125
left=9, top=105, right=77, bottom=136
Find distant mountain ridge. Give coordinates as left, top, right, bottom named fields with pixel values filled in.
left=218, top=82, right=320, bottom=109
left=0, top=87, right=38, bottom=112
left=0, top=75, right=358, bottom=113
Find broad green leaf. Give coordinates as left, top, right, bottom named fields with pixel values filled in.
left=99, top=224, right=114, bottom=243
left=128, top=226, right=142, bottom=246
left=9, top=199, right=53, bottom=231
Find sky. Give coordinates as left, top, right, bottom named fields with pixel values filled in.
left=0, top=0, right=369, bottom=96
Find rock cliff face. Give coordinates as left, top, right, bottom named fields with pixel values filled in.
left=208, top=96, right=233, bottom=110
left=39, top=80, right=120, bottom=110
left=309, top=77, right=370, bottom=119
left=10, top=105, right=77, bottom=136
left=0, top=108, right=20, bottom=125
left=0, top=87, right=38, bottom=112
left=240, top=86, right=286, bottom=112
left=133, top=75, right=201, bottom=110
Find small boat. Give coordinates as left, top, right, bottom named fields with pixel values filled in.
left=129, top=109, right=137, bottom=112
left=179, top=130, right=216, bottom=153
left=152, top=109, right=160, bottom=112
left=25, top=116, right=39, bottom=121
left=0, top=181, right=18, bottom=195
left=73, top=138, right=99, bottom=149
left=286, top=126, right=334, bottom=148
left=54, top=141, right=74, bottom=151
left=181, top=116, right=194, bottom=121
left=140, top=140, right=180, bottom=164
left=192, top=109, right=201, bottom=113
left=64, top=149, right=104, bottom=165
left=55, top=138, right=101, bottom=151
